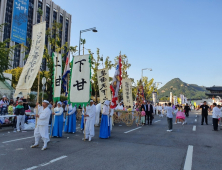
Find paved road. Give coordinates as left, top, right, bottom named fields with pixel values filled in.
left=0, top=110, right=221, bottom=170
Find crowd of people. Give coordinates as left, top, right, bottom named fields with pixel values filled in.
left=1, top=94, right=222, bottom=150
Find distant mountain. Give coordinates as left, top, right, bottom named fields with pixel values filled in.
left=158, top=78, right=207, bottom=99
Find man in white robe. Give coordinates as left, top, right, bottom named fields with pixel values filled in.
left=83, top=100, right=96, bottom=141
left=31, top=100, right=51, bottom=150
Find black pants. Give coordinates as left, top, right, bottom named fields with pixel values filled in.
left=201, top=114, right=208, bottom=124
left=147, top=112, right=152, bottom=125
left=213, top=118, right=218, bottom=130
left=167, top=117, right=173, bottom=130
left=185, top=111, right=189, bottom=117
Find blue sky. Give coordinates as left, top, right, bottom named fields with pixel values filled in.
left=53, top=0, right=222, bottom=88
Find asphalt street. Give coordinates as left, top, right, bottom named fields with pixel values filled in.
left=0, top=110, right=221, bottom=170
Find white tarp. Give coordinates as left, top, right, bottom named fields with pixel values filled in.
left=69, top=55, right=91, bottom=106
left=97, top=68, right=111, bottom=109
left=52, top=52, right=62, bottom=101
left=14, top=22, right=46, bottom=98
left=122, top=79, right=133, bottom=107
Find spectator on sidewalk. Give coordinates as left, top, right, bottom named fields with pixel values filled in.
left=15, top=100, right=25, bottom=132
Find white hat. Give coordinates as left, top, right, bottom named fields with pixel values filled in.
left=90, top=100, right=93, bottom=102
left=3, top=95, right=6, bottom=98
left=104, top=100, right=110, bottom=106
left=43, top=100, right=49, bottom=104
left=57, top=101, right=62, bottom=105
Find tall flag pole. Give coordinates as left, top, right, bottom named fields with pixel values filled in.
left=62, top=51, right=71, bottom=96
left=110, top=52, right=122, bottom=109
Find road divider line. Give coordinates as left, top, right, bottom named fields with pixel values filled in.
left=193, top=126, right=196, bottom=131
left=124, top=127, right=141, bottom=133
left=23, top=155, right=67, bottom=170
left=2, top=136, right=34, bottom=144
left=195, top=119, right=197, bottom=122
left=183, top=145, right=193, bottom=170
left=154, top=120, right=161, bottom=123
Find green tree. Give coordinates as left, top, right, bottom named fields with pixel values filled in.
left=0, top=24, right=17, bottom=81
left=105, top=56, right=114, bottom=70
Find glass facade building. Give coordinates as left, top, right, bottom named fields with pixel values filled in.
left=0, top=0, right=71, bottom=70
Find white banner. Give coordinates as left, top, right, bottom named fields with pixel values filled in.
left=97, top=68, right=111, bottom=107
left=52, top=52, right=62, bottom=101
left=170, top=92, right=172, bottom=103
left=122, top=79, right=133, bottom=107
left=152, top=92, right=157, bottom=105
left=14, top=22, right=46, bottom=98
left=173, top=96, right=177, bottom=105
left=69, top=55, right=91, bottom=106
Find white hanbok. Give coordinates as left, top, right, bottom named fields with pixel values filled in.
left=116, top=104, right=123, bottom=117
left=84, top=104, right=96, bottom=139
left=34, top=106, right=51, bottom=145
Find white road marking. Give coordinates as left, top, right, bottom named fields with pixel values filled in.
left=154, top=120, right=161, bottom=123
left=193, top=126, right=196, bottom=131
left=124, top=127, right=141, bottom=133
left=2, top=136, right=34, bottom=144
left=23, top=155, right=67, bottom=170
left=195, top=119, right=197, bottom=122
left=183, top=145, right=193, bottom=170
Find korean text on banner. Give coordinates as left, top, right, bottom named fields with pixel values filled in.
left=52, top=52, right=62, bottom=102
left=97, top=68, right=111, bottom=106
left=122, top=79, right=133, bottom=107
left=69, top=55, right=91, bottom=106
left=13, top=22, right=46, bottom=98
left=11, top=0, right=29, bottom=44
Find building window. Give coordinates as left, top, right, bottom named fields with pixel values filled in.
left=59, top=14, right=63, bottom=44
left=3, top=0, right=13, bottom=42
left=65, top=19, right=69, bottom=43
left=37, top=0, right=43, bottom=23
left=13, top=43, right=21, bottom=68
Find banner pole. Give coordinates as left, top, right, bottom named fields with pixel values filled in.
left=35, top=70, right=40, bottom=128
left=66, top=75, right=69, bottom=126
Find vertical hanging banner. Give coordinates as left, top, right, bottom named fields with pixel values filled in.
left=52, top=52, right=62, bottom=102
left=97, top=68, right=111, bottom=106
left=122, top=79, right=133, bottom=107
left=13, top=22, right=46, bottom=98
left=110, top=55, right=122, bottom=109
left=69, top=55, right=91, bottom=106
left=170, top=92, right=172, bottom=103
left=152, top=92, right=157, bottom=105
left=173, top=96, right=177, bottom=105
left=11, top=0, right=29, bottom=44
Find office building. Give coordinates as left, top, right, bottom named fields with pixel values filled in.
left=0, top=0, right=71, bottom=70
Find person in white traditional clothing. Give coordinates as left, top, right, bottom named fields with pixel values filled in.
left=83, top=100, right=96, bottom=141
left=99, top=100, right=111, bottom=138
left=31, top=100, right=51, bottom=150
left=95, top=102, right=101, bottom=126
left=158, top=104, right=163, bottom=118
left=115, top=102, right=123, bottom=117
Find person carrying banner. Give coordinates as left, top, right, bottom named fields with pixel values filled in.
left=51, top=101, right=64, bottom=137
left=95, top=102, right=101, bottom=126
left=99, top=100, right=111, bottom=139
left=83, top=100, right=96, bottom=141
left=64, top=104, right=76, bottom=133
left=31, top=100, right=51, bottom=150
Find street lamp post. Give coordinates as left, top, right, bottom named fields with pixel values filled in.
left=79, top=27, right=97, bottom=55
left=42, top=77, right=46, bottom=102
left=141, top=68, right=152, bottom=81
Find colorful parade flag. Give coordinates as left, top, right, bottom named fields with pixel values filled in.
left=110, top=55, right=122, bottom=109
left=14, top=22, right=46, bottom=98
left=52, top=52, right=62, bottom=102
left=122, top=79, right=133, bottom=107
left=97, top=68, right=111, bottom=108
left=69, top=55, right=91, bottom=106
left=62, top=51, right=70, bottom=96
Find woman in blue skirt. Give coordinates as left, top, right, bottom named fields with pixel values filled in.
left=99, top=100, right=111, bottom=139
left=52, top=101, right=64, bottom=137
left=64, top=104, right=76, bottom=133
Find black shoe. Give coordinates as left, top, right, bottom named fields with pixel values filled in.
left=201, top=124, right=203, bottom=125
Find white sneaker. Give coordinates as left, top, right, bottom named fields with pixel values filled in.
left=89, top=137, right=92, bottom=142
left=182, top=122, right=185, bottom=125
left=30, top=144, right=39, bottom=148
left=166, top=130, right=170, bottom=132
left=41, top=146, right=47, bottom=151
left=169, top=130, right=172, bottom=132
left=17, top=130, right=20, bottom=132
